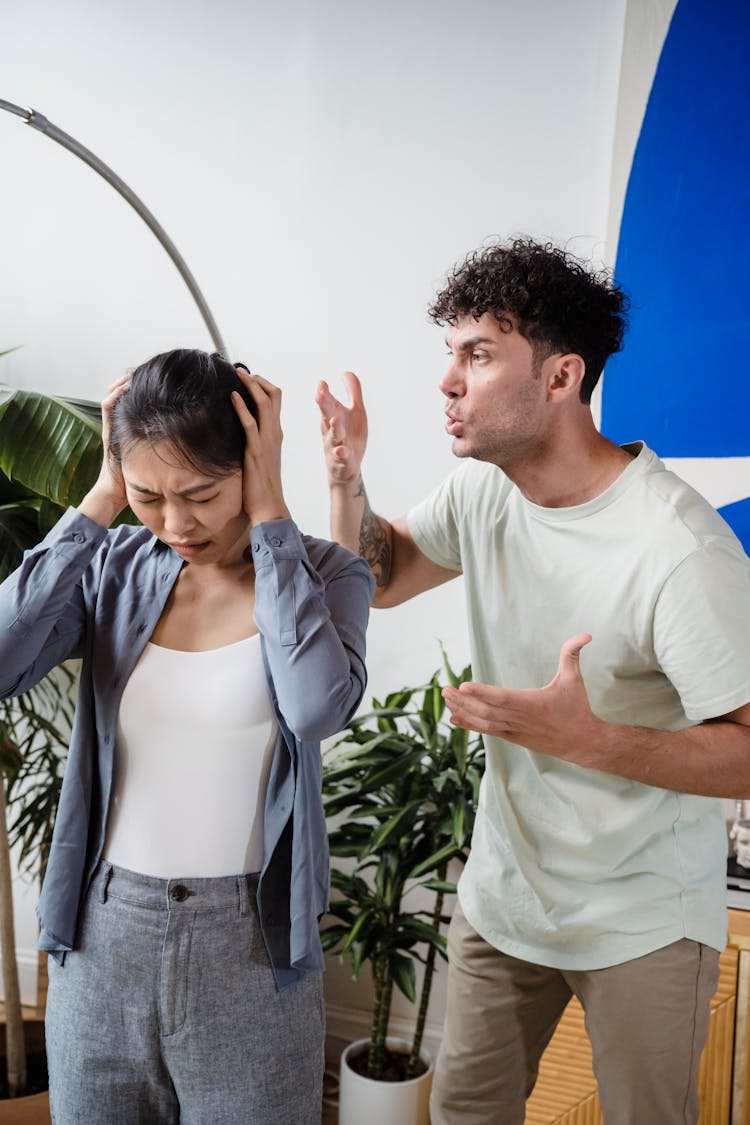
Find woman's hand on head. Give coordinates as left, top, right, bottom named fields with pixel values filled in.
left=78, top=375, right=131, bottom=528
left=231, top=368, right=291, bottom=527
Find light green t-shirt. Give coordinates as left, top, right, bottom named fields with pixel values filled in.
left=408, top=442, right=750, bottom=968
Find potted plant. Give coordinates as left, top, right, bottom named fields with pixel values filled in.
left=0, top=380, right=104, bottom=1109
left=321, top=653, right=485, bottom=1125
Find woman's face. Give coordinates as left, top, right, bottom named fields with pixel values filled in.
left=121, top=440, right=250, bottom=566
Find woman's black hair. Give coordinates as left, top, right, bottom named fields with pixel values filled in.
left=109, top=349, right=258, bottom=475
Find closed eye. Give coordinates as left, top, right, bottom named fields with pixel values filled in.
left=131, top=493, right=219, bottom=505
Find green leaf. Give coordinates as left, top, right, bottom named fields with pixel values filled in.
left=0, top=385, right=102, bottom=506
left=450, top=725, right=469, bottom=774
left=427, top=678, right=445, bottom=725
left=369, top=801, right=420, bottom=850
left=0, top=733, right=23, bottom=775
left=452, top=801, right=466, bottom=848
left=384, top=688, right=414, bottom=708
left=59, top=395, right=103, bottom=427
left=441, top=643, right=461, bottom=688
left=466, top=764, right=484, bottom=805
left=349, top=940, right=368, bottom=978
left=389, top=953, right=416, bottom=1002
left=319, top=925, right=349, bottom=952
left=0, top=500, right=42, bottom=580
left=363, top=750, right=425, bottom=791
left=407, top=842, right=459, bottom=880
left=397, top=917, right=448, bottom=953
left=342, top=909, right=376, bottom=952
left=332, top=731, right=411, bottom=761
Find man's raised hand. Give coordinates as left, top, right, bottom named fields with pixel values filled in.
left=315, top=371, right=368, bottom=487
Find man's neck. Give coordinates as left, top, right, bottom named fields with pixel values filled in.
left=500, top=424, right=636, bottom=509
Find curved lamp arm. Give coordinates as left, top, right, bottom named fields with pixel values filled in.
left=0, top=97, right=228, bottom=357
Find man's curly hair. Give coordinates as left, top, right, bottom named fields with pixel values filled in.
left=429, top=238, right=629, bottom=403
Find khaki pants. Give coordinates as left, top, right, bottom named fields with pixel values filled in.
left=430, top=901, right=720, bottom=1125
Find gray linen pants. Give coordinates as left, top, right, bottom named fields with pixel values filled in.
left=430, top=900, right=720, bottom=1125
left=45, top=862, right=324, bottom=1125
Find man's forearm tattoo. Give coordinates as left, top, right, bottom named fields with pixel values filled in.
left=355, top=478, right=392, bottom=587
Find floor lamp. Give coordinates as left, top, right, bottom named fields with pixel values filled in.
left=0, top=97, right=228, bottom=357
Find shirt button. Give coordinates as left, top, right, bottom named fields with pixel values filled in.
left=170, top=884, right=190, bottom=903
left=254, top=542, right=261, bottom=552
left=162, top=574, right=170, bottom=583
left=271, top=537, right=282, bottom=547
left=73, top=533, right=85, bottom=544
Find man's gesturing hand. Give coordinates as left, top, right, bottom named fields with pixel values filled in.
left=315, top=371, right=368, bottom=487
left=442, top=634, right=603, bottom=764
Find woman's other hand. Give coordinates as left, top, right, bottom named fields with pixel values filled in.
left=78, top=376, right=131, bottom=527
left=231, top=368, right=291, bottom=527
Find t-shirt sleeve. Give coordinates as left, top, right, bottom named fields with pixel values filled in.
left=407, top=471, right=464, bottom=573
left=654, top=536, right=750, bottom=721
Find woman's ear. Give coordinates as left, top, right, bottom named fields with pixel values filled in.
left=546, top=353, right=586, bottom=402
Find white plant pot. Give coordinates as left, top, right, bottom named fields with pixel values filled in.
left=338, top=1036, right=433, bottom=1125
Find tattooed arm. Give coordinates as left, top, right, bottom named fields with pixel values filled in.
left=317, top=373, right=458, bottom=607
left=355, top=479, right=393, bottom=587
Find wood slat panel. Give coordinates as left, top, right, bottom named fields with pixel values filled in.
left=736, top=949, right=750, bottom=1125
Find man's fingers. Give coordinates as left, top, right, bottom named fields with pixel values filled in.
left=316, top=373, right=363, bottom=415
left=341, top=371, right=364, bottom=409
left=315, top=380, right=343, bottom=418
left=558, top=633, right=593, bottom=675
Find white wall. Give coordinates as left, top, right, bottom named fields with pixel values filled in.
left=1, top=0, right=628, bottom=1026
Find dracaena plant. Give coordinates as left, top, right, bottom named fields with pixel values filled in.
left=321, top=651, right=485, bottom=1082
left=0, top=374, right=105, bottom=1097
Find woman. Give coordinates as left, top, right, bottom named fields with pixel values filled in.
left=0, top=350, right=373, bottom=1124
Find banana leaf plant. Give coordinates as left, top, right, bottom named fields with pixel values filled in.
left=321, top=651, right=485, bottom=1082
left=0, top=383, right=105, bottom=580
left=0, top=378, right=105, bottom=1097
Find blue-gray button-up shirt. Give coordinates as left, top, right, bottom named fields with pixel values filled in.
left=0, top=508, right=373, bottom=988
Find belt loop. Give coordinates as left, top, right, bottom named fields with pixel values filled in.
left=98, top=861, right=114, bottom=903
left=238, top=874, right=250, bottom=917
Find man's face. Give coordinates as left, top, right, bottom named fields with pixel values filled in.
left=440, top=311, right=552, bottom=468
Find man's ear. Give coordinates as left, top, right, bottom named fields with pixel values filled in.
left=546, top=353, right=585, bottom=402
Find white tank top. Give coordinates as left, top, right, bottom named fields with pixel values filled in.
left=104, top=634, right=277, bottom=878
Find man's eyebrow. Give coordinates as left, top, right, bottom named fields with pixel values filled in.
left=127, top=480, right=218, bottom=497
left=445, top=336, right=497, bottom=351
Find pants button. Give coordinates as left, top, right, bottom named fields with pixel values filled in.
left=170, top=884, right=190, bottom=902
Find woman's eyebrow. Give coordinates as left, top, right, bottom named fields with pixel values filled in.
left=126, top=480, right=218, bottom=497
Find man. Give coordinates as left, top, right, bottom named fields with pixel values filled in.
left=316, top=238, right=750, bottom=1125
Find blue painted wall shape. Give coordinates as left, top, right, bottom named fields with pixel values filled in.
left=600, top=0, right=750, bottom=549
